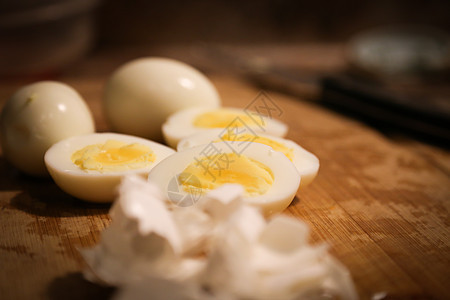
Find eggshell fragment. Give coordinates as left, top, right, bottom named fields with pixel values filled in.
left=202, top=214, right=357, bottom=300
left=197, top=183, right=246, bottom=221
left=81, top=175, right=358, bottom=300
left=82, top=175, right=206, bottom=285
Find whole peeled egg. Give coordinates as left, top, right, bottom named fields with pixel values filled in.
left=0, top=81, right=95, bottom=176
left=103, top=57, right=221, bottom=142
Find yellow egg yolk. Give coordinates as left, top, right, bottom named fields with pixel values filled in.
left=71, top=139, right=156, bottom=172
left=193, top=109, right=263, bottom=128
left=219, top=132, right=294, bottom=161
left=179, top=153, right=274, bottom=197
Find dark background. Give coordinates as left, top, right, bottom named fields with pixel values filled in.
left=1, top=0, right=450, bottom=78
left=95, top=0, right=450, bottom=45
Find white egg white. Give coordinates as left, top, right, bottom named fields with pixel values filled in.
left=177, top=129, right=319, bottom=188
left=0, top=81, right=95, bottom=176
left=44, top=132, right=175, bottom=203
left=162, top=107, right=288, bottom=148
left=147, top=142, right=300, bottom=216
left=104, top=57, right=221, bottom=142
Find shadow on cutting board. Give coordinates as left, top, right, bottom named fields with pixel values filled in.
left=0, top=156, right=111, bottom=217
left=10, top=189, right=111, bottom=217
left=47, top=272, right=115, bottom=300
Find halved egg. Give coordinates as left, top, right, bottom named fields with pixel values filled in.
left=45, top=133, right=175, bottom=202
left=147, top=142, right=300, bottom=216
left=162, top=107, right=288, bottom=148
left=177, top=129, right=319, bottom=188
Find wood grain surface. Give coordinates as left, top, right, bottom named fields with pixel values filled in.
left=0, top=45, right=449, bottom=300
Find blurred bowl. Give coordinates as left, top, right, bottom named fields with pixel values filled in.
left=347, top=25, right=450, bottom=81
left=0, top=0, right=100, bottom=78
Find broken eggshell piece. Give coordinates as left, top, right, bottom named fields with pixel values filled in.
left=81, top=175, right=209, bottom=285
left=81, top=175, right=357, bottom=300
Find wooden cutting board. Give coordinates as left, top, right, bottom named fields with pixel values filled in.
left=0, top=61, right=449, bottom=299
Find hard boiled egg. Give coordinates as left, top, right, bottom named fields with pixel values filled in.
left=162, top=107, right=288, bottom=148
left=177, top=129, right=319, bottom=188
left=0, top=81, right=95, bottom=176
left=104, top=57, right=221, bottom=142
left=147, top=142, right=300, bottom=216
left=45, top=133, right=175, bottom=202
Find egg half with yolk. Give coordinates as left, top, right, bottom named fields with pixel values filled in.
left=147, top=142, right=300, bottom=216
left=162, top=107, right=288, bottom=148
left=45, top=133, right=175, bottom=202
left=177, top=129, right=319, bottom=188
